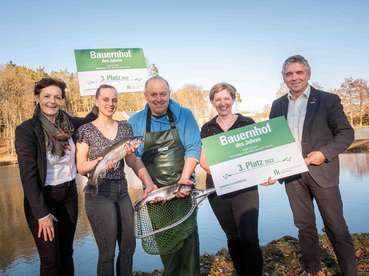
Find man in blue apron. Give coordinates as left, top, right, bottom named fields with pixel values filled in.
left=129, top=76, right=201, bottom=276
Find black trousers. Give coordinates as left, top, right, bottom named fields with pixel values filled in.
left=24, top=180, right=78, bottom=276
left=208, top=186, right=263, bottom=276
left=285, top=173, right=357, bottom=275
left=85, top=180, right=136, bottom=276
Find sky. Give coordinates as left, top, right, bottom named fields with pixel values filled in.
left=1, top=0, right=369, bottom=112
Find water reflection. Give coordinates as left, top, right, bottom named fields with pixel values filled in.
left=0, top=166, right=90, bottom=270
left=1, top=153, right=368, bottom=274
left=340, top=153, right=369, bottom=177
left=0, top=166, right=35, bottom=269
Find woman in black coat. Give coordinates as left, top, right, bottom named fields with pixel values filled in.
left=15, top=77, right=96, bottom=276
left=200, top=83, right=269, bottom=276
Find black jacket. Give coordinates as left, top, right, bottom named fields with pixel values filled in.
left=15, top=112, right=96, bottom=219
left=269, top=86, right=354, bottom=187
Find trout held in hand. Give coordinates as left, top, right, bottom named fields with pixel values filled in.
left=134, top=184, right=193, bottom=211
left=85, top=136, right=143, bottom=193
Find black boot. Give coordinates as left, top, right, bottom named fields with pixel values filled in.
left=227, top=239, right=246, bottom=275
left=241, top=240, right=263, bottom=276
left=228, top=239, right=264, bottom=276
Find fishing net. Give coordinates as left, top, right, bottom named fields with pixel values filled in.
left=135, top=195, right=197, bottom=255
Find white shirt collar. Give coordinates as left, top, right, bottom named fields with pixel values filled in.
left=287, top=85, right=311, bottom=101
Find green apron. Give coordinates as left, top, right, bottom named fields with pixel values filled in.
left=141, top=108, right=199, bottom=275
left=142, top=108, right=185, bottom=187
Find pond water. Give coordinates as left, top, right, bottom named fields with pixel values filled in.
left=1, top=153, right=368, bottom=275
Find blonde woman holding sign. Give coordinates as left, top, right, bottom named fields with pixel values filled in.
left=200, top=82, right=264, bottom=276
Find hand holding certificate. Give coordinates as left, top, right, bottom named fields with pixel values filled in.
left=201, top=116, right=308, bottom=195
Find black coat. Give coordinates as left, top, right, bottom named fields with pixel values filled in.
left=269, top=86, right=354, bottom=187
left=15, top=112, right=96, bottom=219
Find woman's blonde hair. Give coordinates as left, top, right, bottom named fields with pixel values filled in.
left=209, top=82, right=236, bottom=101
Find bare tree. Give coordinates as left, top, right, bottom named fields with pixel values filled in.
left=172, top=85, right=210, bottom=125
left=311, top=81, right=324, bottom=91
left=275, top=82, right=289, bottom=98
left=0, top=63, right=46, bottom=155
left=335, top=78, right=369, bottom=126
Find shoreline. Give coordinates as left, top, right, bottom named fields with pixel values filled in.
left=133, top=233, right=369, bottom=275
left=0, top=160, right=17, bottom=166
left=0, top=155, right=17, bottom=166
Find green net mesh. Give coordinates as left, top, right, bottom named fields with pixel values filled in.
left=135, top=196, right=197, bottom=255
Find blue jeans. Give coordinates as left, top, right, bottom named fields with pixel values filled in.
left=85, top=179, right=135, bottom=276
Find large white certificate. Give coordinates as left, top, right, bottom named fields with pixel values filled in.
left=74, top=48, right=148, bottom=96
left=202, top=116, right=308, bottom=195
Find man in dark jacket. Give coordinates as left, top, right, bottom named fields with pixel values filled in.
left=269, top=55, right=357, bottom=275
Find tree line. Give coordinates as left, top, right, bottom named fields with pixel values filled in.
left=0, top=63, right=211, bottom=156
left=1, top=62, right=368, bottom=156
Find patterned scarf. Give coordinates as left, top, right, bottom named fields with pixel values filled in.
left=35, top=104, right=74, bottom=157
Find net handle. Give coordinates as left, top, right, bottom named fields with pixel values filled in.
left=194, top=187, right=216, bottom=199
left=135, top=188, right=216, bottom=239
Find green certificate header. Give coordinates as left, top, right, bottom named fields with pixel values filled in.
left=202, top=116, right=295, bottom=166
left=74, top=48, right=146, bottom=72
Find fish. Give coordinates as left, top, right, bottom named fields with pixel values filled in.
left=134, top=184, right=193, bottom=211
left=84, top=136, right=143, bottom=193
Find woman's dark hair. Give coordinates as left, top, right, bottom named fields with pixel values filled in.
left=34, top=77, right=67, bottom=98
left=95, top=84, right=117, bottom=98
